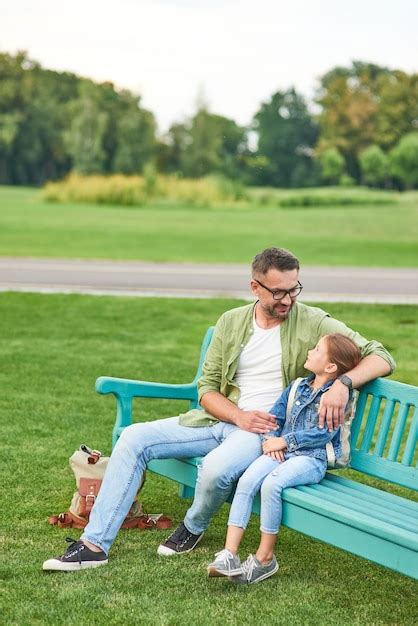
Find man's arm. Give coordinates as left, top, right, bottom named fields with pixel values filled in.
left=200, top=391, right=276, bottom=433
left=313, top=314, right=395, bottom=430
left=319, top=355, right=391, bottom=430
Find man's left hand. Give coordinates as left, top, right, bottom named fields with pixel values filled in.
left=318, top=380, right=349, bottom=430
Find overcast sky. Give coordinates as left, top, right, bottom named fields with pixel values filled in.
left=2, top=0, right=417, bottom=134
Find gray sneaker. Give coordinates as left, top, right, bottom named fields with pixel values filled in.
left=207, top=549, right=242, bottom=577
left=229, top=553, right=278, bottom=584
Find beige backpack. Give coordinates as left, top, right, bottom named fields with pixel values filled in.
left=48, top=445, right=172, bottom=530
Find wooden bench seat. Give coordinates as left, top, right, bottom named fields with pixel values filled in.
left=96, top=327, right=418, bottom=579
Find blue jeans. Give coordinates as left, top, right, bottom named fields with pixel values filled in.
left=228, top=454, right=327, bottom=533
left=82, top=417, right=263, bottom=554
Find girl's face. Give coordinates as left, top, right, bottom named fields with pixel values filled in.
left=304, top=336, right=335, bottom=375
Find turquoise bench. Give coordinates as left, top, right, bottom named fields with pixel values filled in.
left=96, top=327, right=418, bottom=579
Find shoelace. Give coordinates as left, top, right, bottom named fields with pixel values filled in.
left=241, top=554, right=257, bottom=582
left=166, top=524, right=191, bottom=545
left=214, top=549, right=235, bottom=573
left=65, top=537, right=84, bottom=564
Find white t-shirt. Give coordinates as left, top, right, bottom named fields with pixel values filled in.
left=233, top=314, right=283, bottom=413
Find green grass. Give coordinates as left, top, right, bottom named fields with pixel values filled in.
left=1, top=185, right=418, bottom=266
left=1, top=293, right=417, bottom=625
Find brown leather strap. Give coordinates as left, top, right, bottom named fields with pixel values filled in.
left=78, top=478, right=102, bottom=515
left=87, top=452, right=101, bottom=464
left=48, top=511, right=87, bottom=529
left=49, top=511, right=171, bottom=531
left=122, top=514, right=172, bottom=530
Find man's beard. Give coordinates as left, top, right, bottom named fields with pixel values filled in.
left=261, top=300, right=294, bottom=321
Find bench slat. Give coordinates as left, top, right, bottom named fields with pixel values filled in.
left=387, top=403, right=410, bottom=461
left=401, top=407, right=417, bottom=466
left=279, top=497, right=418, bottom=579
left=351, top=451, right=417, bottom=490
left=304, top=483, right=416, bottom=532
left=374, top=399, right=395, bottom=456
left=322, top=475, right=418, bottom=517
left=282, top=488, right=418, bottom=551
left=360, top=395, right=382, bottom=452
left=351, top=391, right=367, bottom=446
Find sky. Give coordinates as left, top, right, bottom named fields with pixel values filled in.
left=2, top=0, right=417, bottom=134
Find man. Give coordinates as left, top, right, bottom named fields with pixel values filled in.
left=43, top=248, right=394, bottom=571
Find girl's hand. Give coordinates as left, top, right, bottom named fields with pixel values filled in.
left=262, top=436, right=287, bottom=453
left=266, top=449, right=285, bottom=462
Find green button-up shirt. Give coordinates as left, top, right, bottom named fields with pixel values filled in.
left=179, top=301, right=395, bottom=427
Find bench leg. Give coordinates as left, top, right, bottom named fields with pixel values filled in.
left=178, top=484, right=195, bottom=499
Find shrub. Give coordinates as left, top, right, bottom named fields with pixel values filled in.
left=339, top=174, right=356, bottom=187
left=42, top=172, right=247, bottom=207
left=319, top=148, right=346, bottom=184
left=359, top=145, right=389, bottom=187
left=279, top=191, right=395, bottom=207
left=389, top=133, right=418, bottom=188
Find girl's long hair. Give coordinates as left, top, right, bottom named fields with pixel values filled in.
left=325, top=334, right=361, bottom=376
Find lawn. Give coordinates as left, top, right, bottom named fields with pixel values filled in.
left=1, top=293, right=417, bottom=625
left=1, top=185, right=417, bottom=266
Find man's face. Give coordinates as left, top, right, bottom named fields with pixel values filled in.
left=251, top=268, right=300, bottom=321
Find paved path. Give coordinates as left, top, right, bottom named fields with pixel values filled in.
left=0, top=258, right=417, bottom=304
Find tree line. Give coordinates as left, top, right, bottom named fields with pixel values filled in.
left=1, top=51, right=417, bottom=188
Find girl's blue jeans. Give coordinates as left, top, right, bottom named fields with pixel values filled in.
left=228, top=454, right=327, bottom=534
left=81, top=417, right=263, bottom=554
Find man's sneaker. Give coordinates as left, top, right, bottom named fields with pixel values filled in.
left=157, top=522, right=204, bottom=555
left=207, top=549, right=242, bottom=577
left=43, top=537, right=108, bottom=572
left=229, top=553, right=278, bottom=584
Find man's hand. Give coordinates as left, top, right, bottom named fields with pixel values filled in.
left=262, top=436, right=287, bottom=453
left=235, top=410, right=277, bottom=433
left=319, top=380, right=349, bottom=430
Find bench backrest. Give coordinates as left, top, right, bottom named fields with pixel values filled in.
left=196, top=327, right=417, bottom=491
left=190, top=326, right=215, bottom=408
left=351, top=378, right=417, bottom=490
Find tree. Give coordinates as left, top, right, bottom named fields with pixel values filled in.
left=389, top=133, right=418, bottom=188
left=316, top=62, right=418, bottom=182
left=0, top=52, right=81, bottom=184
left=359, top=145, right=389, bottom=187
left=0, top=51, right=157, bottom=183
left=318, top=148, right=345, bottom=184
left=252, top=88, right=319, bottom=187
left=374, top=71, right=418, bottom=150
left=180, top=108, right=222, bottom=177
left=64, top=84, right=109, bottom=174
left=163, top=107, right=247, bottom=178
left=112, top=101, right=156, bottom=174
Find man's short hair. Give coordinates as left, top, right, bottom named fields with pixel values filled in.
left=252, top=247, right=300, bottom=276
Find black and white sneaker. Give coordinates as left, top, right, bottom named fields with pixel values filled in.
left=157, top=522, right=204, bottom=555
left=42, top=537, right=108, bottom=572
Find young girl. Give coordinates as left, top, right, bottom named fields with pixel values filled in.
left=207, top=333, right=361, bottom=584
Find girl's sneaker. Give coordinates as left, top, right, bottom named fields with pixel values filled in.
left=229, top=553, right=278, bottom=584
left=207, top=549, right=242, bottom=577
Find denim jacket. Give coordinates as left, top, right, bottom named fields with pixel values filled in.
left=269, top=375, right=347, bottom=462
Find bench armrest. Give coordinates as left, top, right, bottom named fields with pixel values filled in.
left=95, top=376, right=199, bottom=448
left=96, top=376, right=198, bottom=401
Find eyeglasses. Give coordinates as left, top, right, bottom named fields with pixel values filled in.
left=254, top=279, right=303, bottom=301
